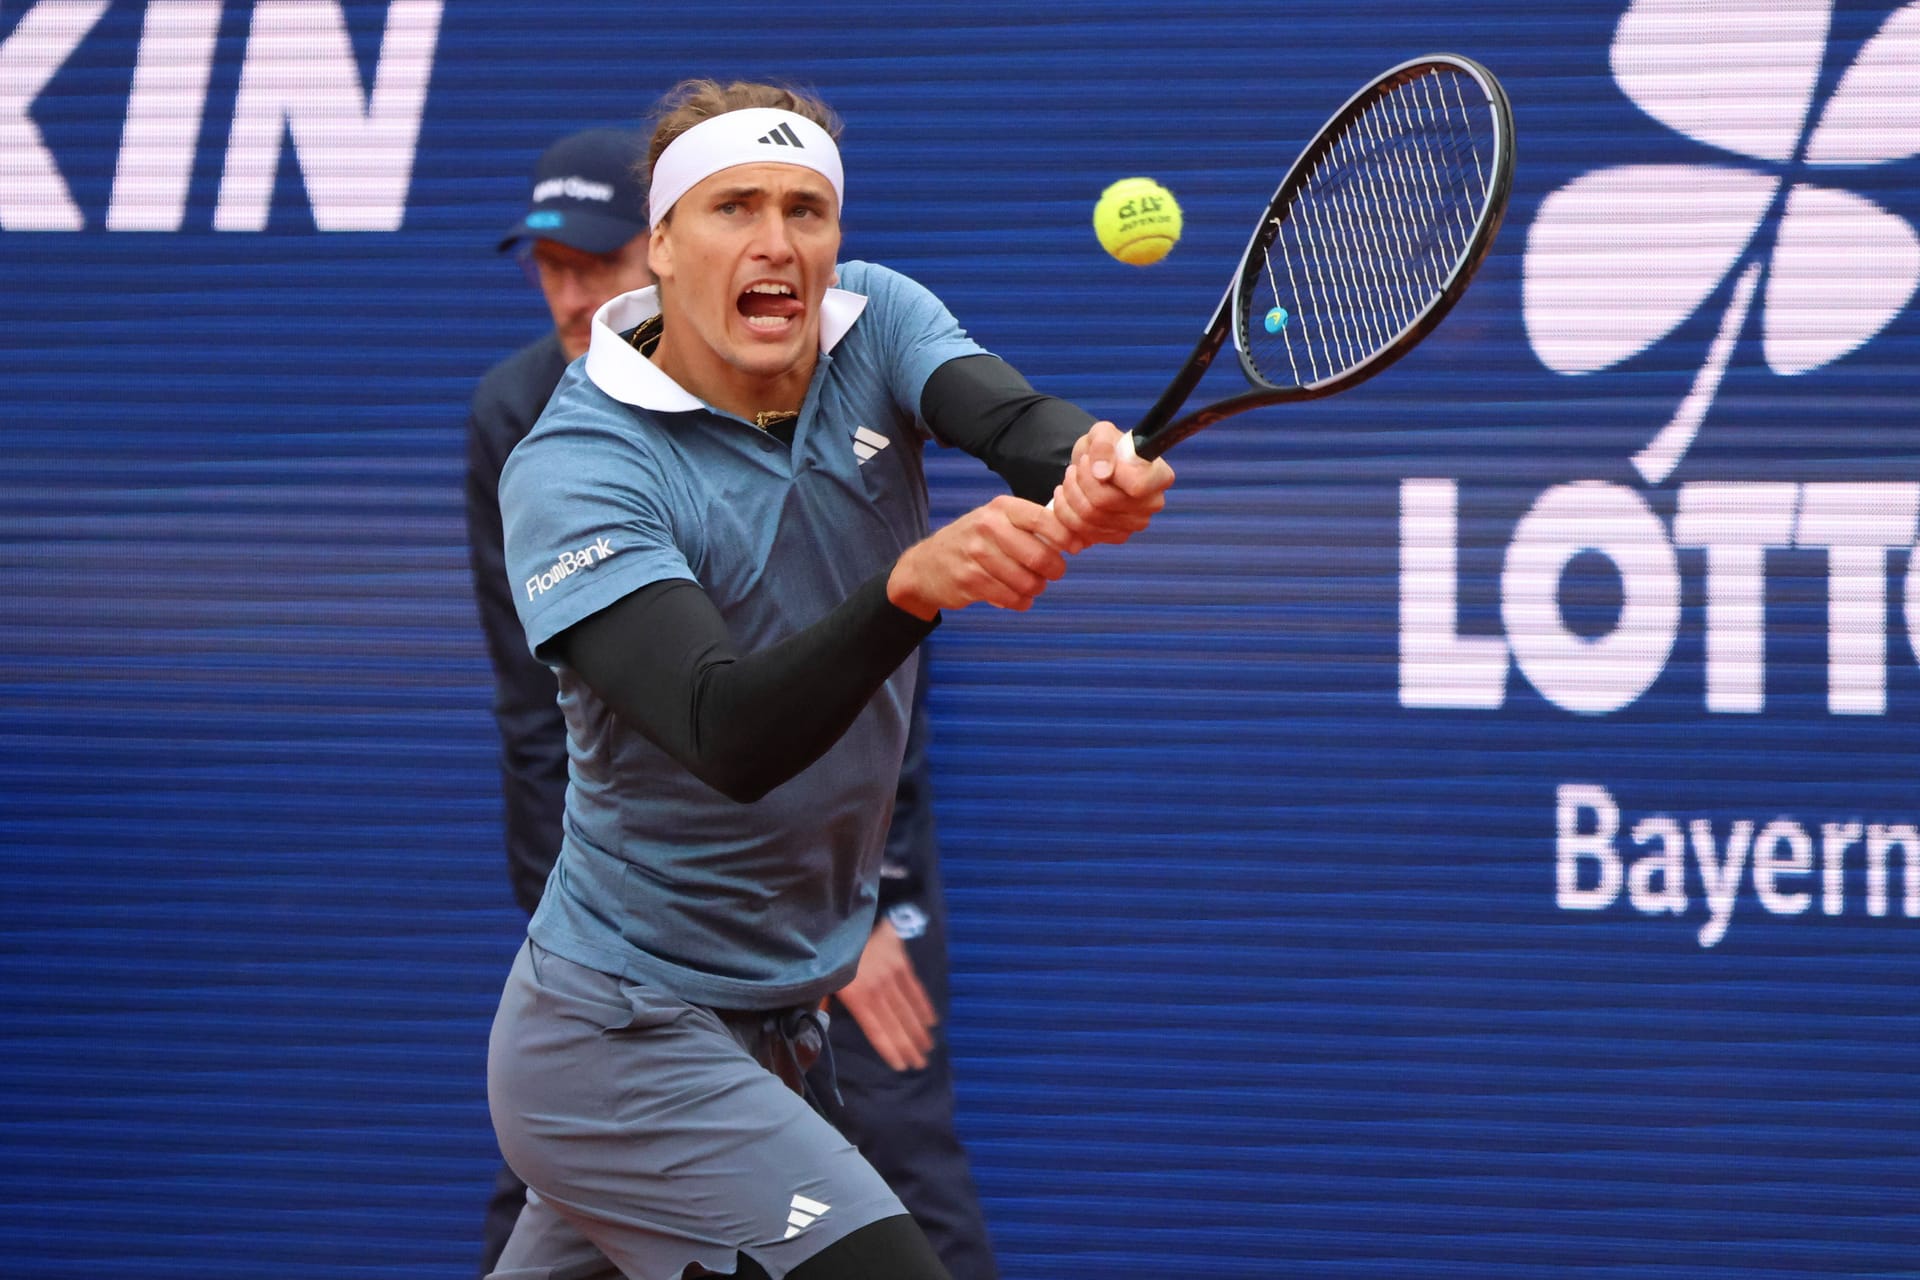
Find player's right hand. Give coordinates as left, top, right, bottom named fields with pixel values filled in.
left=886, top=494, right=1074, bottom=620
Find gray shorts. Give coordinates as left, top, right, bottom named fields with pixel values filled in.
left=486, top=940, right=906, bottom=1280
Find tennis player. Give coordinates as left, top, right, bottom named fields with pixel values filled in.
left=487, top=80, right=1172, bottom=1280
left=469, top=125, right=1002, bottom=1279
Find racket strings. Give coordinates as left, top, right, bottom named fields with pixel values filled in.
left=1243, top=68, right=1499, bottom=390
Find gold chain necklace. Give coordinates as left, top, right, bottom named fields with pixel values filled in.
left=629, top=315, right=799, bottom=434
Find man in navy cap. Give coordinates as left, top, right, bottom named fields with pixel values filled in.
left=493, top=126, right=657, bottom=367
left=466, top=124, right=656, bottom=1277
left=464, top=125, right=1002, bottom=1279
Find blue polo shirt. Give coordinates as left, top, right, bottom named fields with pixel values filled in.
left=499, top=260, right=984, bottom=1010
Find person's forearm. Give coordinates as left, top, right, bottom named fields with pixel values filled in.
left=557, top=573, right=936, bottom=803
left=920, top=354, right=1092, bottom=502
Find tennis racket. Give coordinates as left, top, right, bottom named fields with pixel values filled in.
left=1122, top=53, right=1514, bottom=463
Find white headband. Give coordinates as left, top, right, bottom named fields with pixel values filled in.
left=648, top=107, right=844, bottom=228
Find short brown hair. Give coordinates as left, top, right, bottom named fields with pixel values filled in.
left=644, top=80, right=843, bottom=221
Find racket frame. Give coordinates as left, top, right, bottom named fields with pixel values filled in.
left=1130, top=52, right=1515, bottom=461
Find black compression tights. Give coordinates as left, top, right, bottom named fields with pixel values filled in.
left=724, top=1214, right=951, bottom=1280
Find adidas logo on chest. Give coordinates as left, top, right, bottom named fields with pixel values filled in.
left=851, top=426, right=889, bottom=466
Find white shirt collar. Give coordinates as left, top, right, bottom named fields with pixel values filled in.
left=582, top=283, right=871, bottom=412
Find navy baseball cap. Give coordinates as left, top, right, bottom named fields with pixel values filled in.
left=497, top=126, right=649, bottom=255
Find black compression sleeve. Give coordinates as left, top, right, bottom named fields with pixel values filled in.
left=920, top=354, right=1093, bottom=504
left=734, top=1214, right=949, bottom=1280
left=555, top=574, right=937, bottom=804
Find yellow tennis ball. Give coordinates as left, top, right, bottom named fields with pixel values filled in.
left=1093, top=177, right=1182, bottom=266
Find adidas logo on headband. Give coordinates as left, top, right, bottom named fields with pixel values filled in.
left=757, top=122, right=806, bottom=148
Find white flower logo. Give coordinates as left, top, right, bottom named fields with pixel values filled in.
left=1524, top=0, right=1920, bottom=484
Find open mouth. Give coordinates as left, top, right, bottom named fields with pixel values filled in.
left=737, top=281, right=803, bottom=330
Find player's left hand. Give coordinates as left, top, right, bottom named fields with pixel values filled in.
left=832, top=919, right=937, bottom=1072
left=1052, top=420, right=1175, bottom=548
